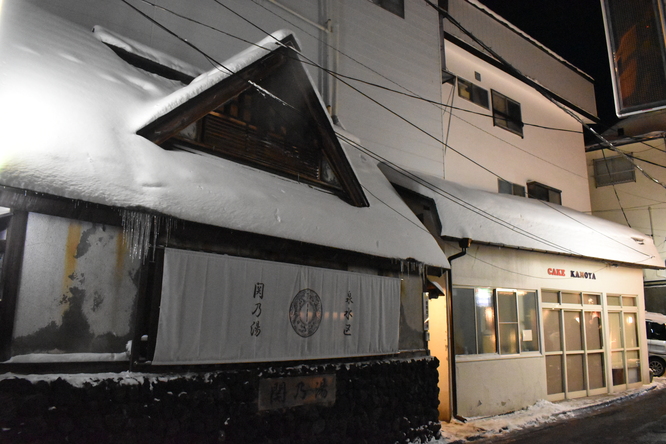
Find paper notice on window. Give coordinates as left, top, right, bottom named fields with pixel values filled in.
left=522, top=329, right=533, bottom=342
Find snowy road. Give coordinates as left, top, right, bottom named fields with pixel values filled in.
left=435, top=378, right=666, bottom=443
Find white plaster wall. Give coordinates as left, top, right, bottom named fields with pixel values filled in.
left=587, top=141, right=666, bottom=281
left=442, top=43, right=592, bottom=213
left=445, top=243, right=648, bottom=416
left=456, top=356, right=545, bottom=417
left=14, top=213, right=141, bottom=353
left=448, top=244, right=645, bottom=295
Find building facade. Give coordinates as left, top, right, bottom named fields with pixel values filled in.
left=0, top=0, right=662, bottom=437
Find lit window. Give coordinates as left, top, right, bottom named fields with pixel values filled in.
left=453, top=287, right=539, bottom=355
left=593, top=155, right=635, bottom=187
left=491, top=90, right=523, bottom=136
left=457, top=78, right=489, bottom=109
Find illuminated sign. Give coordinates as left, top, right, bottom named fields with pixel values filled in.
left=547, top=268, right=597, bottom=280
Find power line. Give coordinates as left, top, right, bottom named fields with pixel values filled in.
left=137, top=0, right=262, bottom=49
left=119, top=0, right=654, bottom=262
left=428, top=0, right=666, bottom=193
left=210, top=0, right=515, bottom=182
left=136, top=0, right=588, bottom=180
left=426, top=0, right=666, bottom=242
left=336, top=131, right=620, bottom=258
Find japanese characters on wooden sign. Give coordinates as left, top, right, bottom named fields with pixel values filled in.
left=258, top=375, right=336, bottom=411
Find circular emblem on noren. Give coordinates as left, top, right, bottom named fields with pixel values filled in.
left=289, top=289, right=323, bottom=338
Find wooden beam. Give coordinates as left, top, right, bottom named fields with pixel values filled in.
left=0, top=211, right=28, bottom=361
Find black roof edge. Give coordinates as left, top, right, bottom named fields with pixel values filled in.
left=103, top=43, right=195, bottom=84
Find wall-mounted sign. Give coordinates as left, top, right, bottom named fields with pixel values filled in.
left=258, top=375, right=336, bottom=411
left=152, top=249, right=400, bottom=365
left=547, top=268, right=597, bottom=280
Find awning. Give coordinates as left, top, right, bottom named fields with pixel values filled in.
left=379, top=164, right=664, bottom=269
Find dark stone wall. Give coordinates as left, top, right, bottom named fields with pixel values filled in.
left=0, top=357, right=440, bottom=444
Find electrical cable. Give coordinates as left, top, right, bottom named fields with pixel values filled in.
left=120, top=0, right=655, bottom=262
left=463, top=247, right=610, bottom=279
left=427, top=0, right=666, bottom=192
left=427, top=0, right=666, bottom=253
left=135, top=0, right=590, bottom=180
left=209, top=0, right=517, bottom=183
left=338, top=131, right=653, bottom=261
left=213, top=1, right=646, bottom=258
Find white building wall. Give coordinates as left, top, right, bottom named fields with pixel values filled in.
left=587, top=142, right=666, bottom=282
left=444, top=0, right=597, bottom=118
left=334, top=0, right=445, bottom=176
left=442, top=42, right=592, bottom=213
left=448, top=243, right=648, bottom=417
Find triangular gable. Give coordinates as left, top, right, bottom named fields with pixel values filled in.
left=137, top=35, right=368, bottom=207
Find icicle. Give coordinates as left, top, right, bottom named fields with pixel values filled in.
left=121, top=209, right=156, bottom=262
left=164, top=217, right=177, bottom=246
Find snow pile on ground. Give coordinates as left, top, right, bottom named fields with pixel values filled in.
left=434, top=378, right=666, bottom=443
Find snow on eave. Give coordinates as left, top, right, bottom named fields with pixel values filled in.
left=132, top=29, right=297, bottom=132
left=379, top=164, right=664, bottom=269
left=6, top=353, right=129, bottom=363
left=0, top=3, right=449, bottom=269
left=92, top=26, right=204, bottom=80
left=464, top=0, right=593, bottom=81
left=646, top=311, right=666, bottom=324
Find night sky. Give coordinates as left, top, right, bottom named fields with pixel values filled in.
left=476, top=0, right=618, bottom=131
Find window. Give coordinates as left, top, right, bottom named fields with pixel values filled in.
left=457, top=78, right=489, bottom=108
left=527, top=181, right=561, bottom=205
left=491, top=90, right=523, bottom=136
left=452, top=287, right=539, bottom=355
left=138, top=34, right=369, bottom=208
left=593, top=155, right=636, bottom=187
left=541, top=291, right=606, bottom=398
left=498, top=178, right=525, bottom=197
left=369, top=0, right=404, bottom=17
left=647, top=320, right=666, bottom=341
left=173, top=88, right=342, bottom=193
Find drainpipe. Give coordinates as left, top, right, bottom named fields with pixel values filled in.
left=446, top=237, right=471, bottom=421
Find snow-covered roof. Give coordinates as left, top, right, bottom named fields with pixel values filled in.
left=91, top=25, right=204, bottom=81
left=646, top=312, right=666, bottom=324
left=379, top=164, right=664, bottom=268
left=0, top=2, right=449, bottom=268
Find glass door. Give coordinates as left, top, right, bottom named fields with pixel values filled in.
left=607, top=298, right=642, bottom=391
left=542, top=291, right=607, bottom=400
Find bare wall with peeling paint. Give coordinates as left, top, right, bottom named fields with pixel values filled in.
left=11, top=213, right=141, bottom=356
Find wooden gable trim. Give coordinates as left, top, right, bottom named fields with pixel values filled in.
left=279, top=56, right=369, bottom=208
left=137, top=36, right=368, bottom=208
left=137, top=43, right=291, bottom=145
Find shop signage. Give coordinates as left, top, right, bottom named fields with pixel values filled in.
left=547, top=268, right=597, bottom=280
left=258, top=375, right=336, bottom=411
left=152, top=248, right=401, bottom=365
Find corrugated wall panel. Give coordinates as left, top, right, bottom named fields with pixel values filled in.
left=336, top=0, right=445, bottom=176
